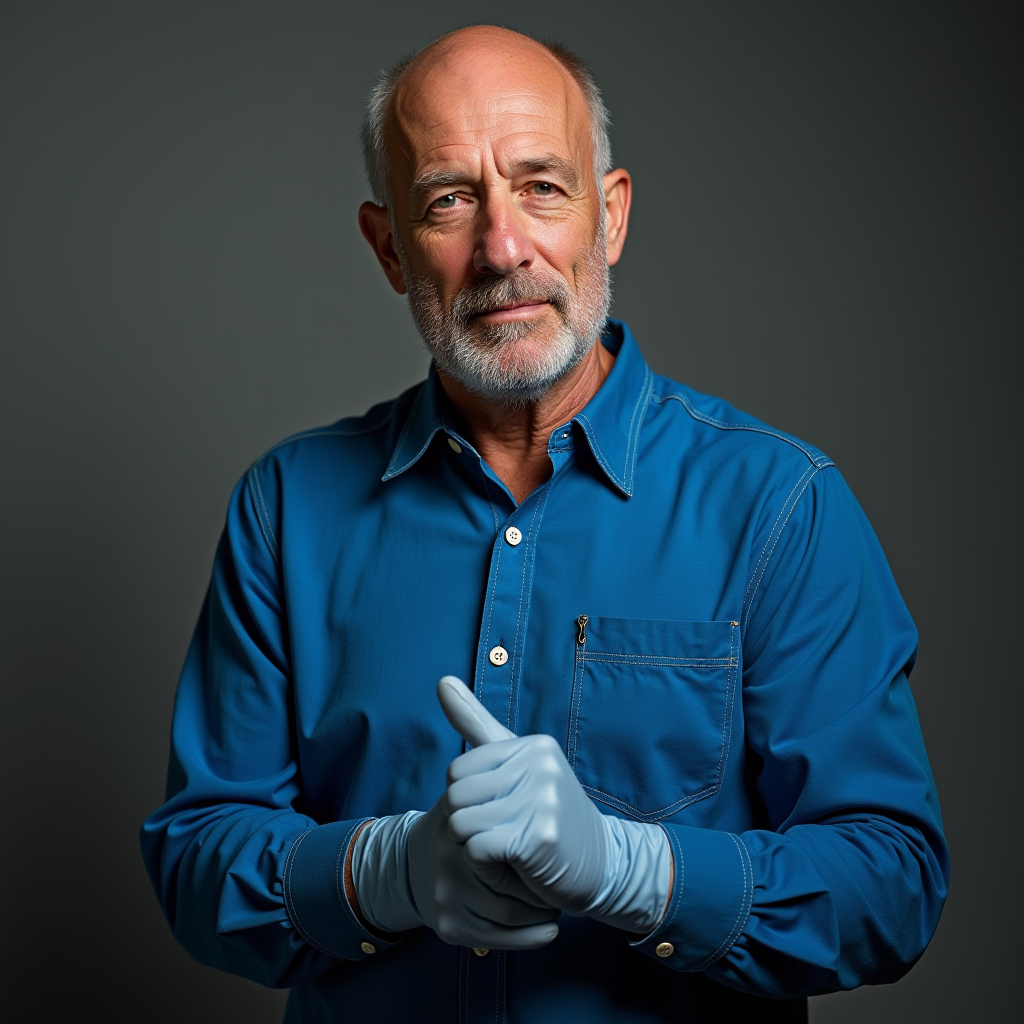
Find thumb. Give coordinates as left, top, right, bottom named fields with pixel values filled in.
left=437, top=675, right=516, bottom=746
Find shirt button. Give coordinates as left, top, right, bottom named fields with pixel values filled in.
left=655, top=942, right=674, bottom=958
left=488, top=645, right=509, bottom=666
left=472, top=947, right=490, bottom=957
left=360, top=941, right=377, bottom=955
left=447, top=438, right=462, bottom=454
left=504, top=526, right=522, bottom=546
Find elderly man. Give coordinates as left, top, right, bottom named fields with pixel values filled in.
left=142, top=25, right=948, bottom=1024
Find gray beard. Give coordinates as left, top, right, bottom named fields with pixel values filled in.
left=399, top=233, right=612, bottom=408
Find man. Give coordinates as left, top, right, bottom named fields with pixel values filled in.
left=142, top=25, right=949, bottom=1024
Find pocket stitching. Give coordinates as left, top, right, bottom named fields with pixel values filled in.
left=569, top=622, right=740, bottom=821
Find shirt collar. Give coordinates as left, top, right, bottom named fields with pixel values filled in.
left=382, top=318, right=653, bottom=497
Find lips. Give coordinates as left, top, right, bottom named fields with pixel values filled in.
left=471, top=300, right=550, bottom=319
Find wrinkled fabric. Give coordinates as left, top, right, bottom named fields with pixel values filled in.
left=141, top=320, right=948, bottom=1024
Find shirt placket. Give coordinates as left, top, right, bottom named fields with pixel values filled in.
left=457, top=430, right=571, bottom=1024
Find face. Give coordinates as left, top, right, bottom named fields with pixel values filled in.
left=360, top=30, right=631, bottom=405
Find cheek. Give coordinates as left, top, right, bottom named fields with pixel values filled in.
left=532, top=214, right=603, bottom=283
left=413, top=231, right=476, bottom=293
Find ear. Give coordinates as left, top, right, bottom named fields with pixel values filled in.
left=358, top=202, right=408, bottom=295
left=602, top=169, right=632, bottom=267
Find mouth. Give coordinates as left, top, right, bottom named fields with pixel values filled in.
left=471, top=300, right=551, bottom=324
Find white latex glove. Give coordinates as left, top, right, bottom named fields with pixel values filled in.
left=437, top=675, right=672, bottom=934
left=349, top=678, right=559, bottom=948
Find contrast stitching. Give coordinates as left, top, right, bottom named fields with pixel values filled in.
left=583, top=782, right=719, bottom=821
left=506, top=485, right=551, bottom=733
left=582, top=652, right=734, bottom=667
left=654, top=824, right=685, bottom=941
left=623, top=366, right=654, bottom=493
left=743, top=466, right=820, bottom=633
left=712, top=624, right=740, bottom=791
left=741, top=466, right=812, bottom=619
left=662, top=393, right=835, bottom=468
left=575, top=412, right=625, bottom=491
left=573, top=624, right=735, bottom=820
left=569, top=639, right=587, bottom=770
left=691, top=833, right=753, bottom=972
left=480, top=473, right=501, bottom=535
left=257, top=413, right=397, bottom=463
left=383, top=415, right=444, bottom=480
left=477, top=529, right=504, bottom=710
left=247, top=463, right=280, bottom=565
left=282, top=829, right=349, bottom=959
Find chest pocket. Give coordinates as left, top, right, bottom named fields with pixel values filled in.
left=567, top=616, right=739, bottom=821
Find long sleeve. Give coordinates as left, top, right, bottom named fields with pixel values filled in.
left=631, top=465, right=949, bottom=996
left=139, top=469, right=393, bottom=988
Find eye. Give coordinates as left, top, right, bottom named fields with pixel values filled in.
left=531, top=182, right=555, bottom=195
left=432, top=194, right=458, bottom=209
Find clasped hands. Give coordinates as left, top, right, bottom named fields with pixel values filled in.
left=349, top=676, right=671, bottom=950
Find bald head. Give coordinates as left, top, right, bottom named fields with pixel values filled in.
left=361, top=26, right=611, bottom=211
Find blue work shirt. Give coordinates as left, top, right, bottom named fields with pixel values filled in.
left=141, top=320, right=948, bottom=1024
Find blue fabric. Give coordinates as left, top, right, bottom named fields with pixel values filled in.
left=141, top=321, right=948, bottom=1024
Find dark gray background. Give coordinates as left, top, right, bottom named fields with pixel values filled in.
left=1, top=2, right=1020, bottom=1021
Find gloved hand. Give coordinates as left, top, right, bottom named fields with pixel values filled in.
left=437, top=675, right=672, bottom=935
left=348, top=680, right=560, bottom=949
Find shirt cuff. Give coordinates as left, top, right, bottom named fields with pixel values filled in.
left=630, top=824, right=753, bottom=971
left=282, top=819, right=404, bottom=959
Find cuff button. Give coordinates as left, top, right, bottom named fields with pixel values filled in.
left=472, top=947, right=490, bottom=957
left=360, top=942, right=377, bottom=955
left=655, top=942, right=674, bottom=958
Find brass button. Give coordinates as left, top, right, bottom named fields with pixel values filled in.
left=655, top=942, right=674, bottom=958
left=360, top=941, right=376, bottom=955
left=472, top=947, right=490, bottom=957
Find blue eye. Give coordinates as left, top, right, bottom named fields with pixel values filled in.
left=434, top=194, right=458, bottom=209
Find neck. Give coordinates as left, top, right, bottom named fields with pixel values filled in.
left=438, top=339, right=616, bottom=504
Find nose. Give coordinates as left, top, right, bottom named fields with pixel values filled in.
left=473, top=196, right=536, bottom=277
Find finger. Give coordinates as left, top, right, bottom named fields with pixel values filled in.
left=463, top=823, right=527, bottom=867
left=445, top=770, right=520, bottom=815
left=448, top=797, right=520, bottom=843
left=459, top=883, right=560, bottom=927
left=442, top=921, right=561, bottom=950
left=467, top=859, right=556, bottom=910
left=446, top=738, right=524, bottom=785
left=437, top=675, right=516, bottom=746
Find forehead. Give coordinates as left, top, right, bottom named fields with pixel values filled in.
left=389, top=42, right=590, bottom=175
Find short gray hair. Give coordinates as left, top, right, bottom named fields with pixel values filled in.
left=360, top=33, right=612, bottom=211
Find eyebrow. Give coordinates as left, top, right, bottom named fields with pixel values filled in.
left=506, top=155, right=581, bottom=192
left=408, top=170, right=467, bottom=210
left=407, top=154, right=582, bottom=210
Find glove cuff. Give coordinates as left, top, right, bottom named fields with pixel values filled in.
left=349, top=810, right=426, bottom=933
left=585, top=816, right=672, bottom=934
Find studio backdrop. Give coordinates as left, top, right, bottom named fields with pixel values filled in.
left=1, top=3, right=1020, bottom=1021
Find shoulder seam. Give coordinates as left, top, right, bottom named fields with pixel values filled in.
left=244, top=407, right=397, bottom=567
left=741, top=463, right=835, bottom=632
left=247, top=463, right=280, bottom=566
left=658, top=392, right=834, bottom=469
left=253, top=407, right=397, bottom=465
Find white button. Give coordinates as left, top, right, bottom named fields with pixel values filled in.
left=447, top=438, right=462, bottom=453
left=504, top=526, right=522, bottom=546
left=472, top=947, right=490, bottom=957
left=655, top=942, right=674, bottom=958
left=488, top=646, right=509, bottom=666
left=360, top=941, right=376, bottom=955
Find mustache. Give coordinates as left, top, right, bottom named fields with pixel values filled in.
left=451, top=272, right=572, bottom=323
